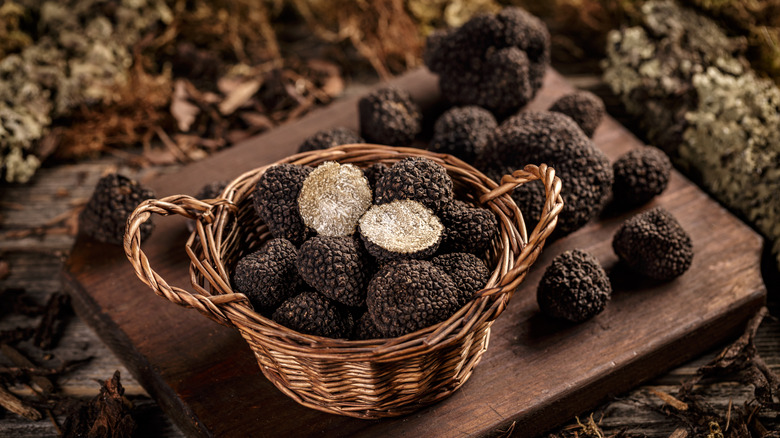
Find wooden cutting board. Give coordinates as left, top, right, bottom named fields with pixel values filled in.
left=61, top=68, right=766, bottom=437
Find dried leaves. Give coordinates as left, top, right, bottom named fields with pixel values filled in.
left=61, top=371, right=135, bottom=438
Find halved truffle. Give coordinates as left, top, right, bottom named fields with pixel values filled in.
left=439, top=200, right=499, bottom=254
left=297, top=235, right=369, bottom=307
left=612, top=207, right=693, bottom=281
left=359, top=200, right=443, bottom=261
left=358, top=87, right=422, bottom=146
left=374, top=157, right=453, bottom=213
left=272, top=291, right=354, bottom=338
left=429, top=107, right=498, bottom=163
left=548, top=91, right=606, bottom=138
left=297, top=127, right=364, bottom=153
left=253, top=164, right=312, bottom=245
left=612, top=146, right=672, bottom=207
left=537, top=249, right=612, bottom=322
left=366, top=260, right=461, bottom=337
left=298, top=161, right=372, bottom=237
left=232, top=238, right=301, bottom=311
left=79, top=173, right=155, bottom=245
left=431, top=252, right=490, bottom=307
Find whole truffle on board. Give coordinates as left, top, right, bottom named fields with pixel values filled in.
left=612, top=207, right=693, bottom=281
left=298, top=162, right=372, bottom=237
left=479, top=111, right=613, bottom=236
left=78, top=173, right=155, bottom=245
left=272, top=291, right=354, bottom=339
left=297, top=127, right=364, bottom=153
left=358, top=87, right=422, bottom=146
left=537, top=249, right=612, bottom=323
left=438, top=200, right=499, bottom=254
left=351, top=311, right=384, bottom=341
left=297, top=235, right=369, bottom=307
left=366, top=260, right=461, bottom=337
left=232, top=238, right=301, bottom=311
left=253, top=164, right=312, bottom=245
left=359, top=200, right=443, bottom=261
left=431, top=252, right=490, bottom=307
left=374, top=157, right=453, bottom=213
left=429, top=106, right=498, bottom=163
left=612, top=147, right=672, bottom=207
left=548, top=91, right=606, bottom=138
left=363, top=162, right=389, bottom=194
left=424, top=7, right=550, bottom=115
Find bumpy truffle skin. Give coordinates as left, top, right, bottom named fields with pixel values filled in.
left=351, top=311, right=384, bottom=340
left=272, top=291, right=354, bottom=338
left=429, top=106, right=498, bottom=163
left=375, top=157, right=453, bottom=213
left=253, top=164, right=312, bottom=245
left=431, top=253, right=490, bottom=307
left=612, top=147, right=672, bottom=207
left=548, top=91, right=606, bottom=138
left=233, top=238, right=301, bottom=310
left=612, top=207, right=693, bottom=281
left=358, top=87, right=422, bottom=146
left=297, top=235, right=369, bottom=307
left=363, top=162, right=389, bottom=194
left=297, top=127, right=364, bottom=153
left=537, top=249, right=612, bottom=323
left=439, top=200, right=498, bottom=254
left=79, top=173, right=155, bottom=245
left=480, top=111, right=613, bottom=235
left=367, top=260, right=461, bottom=337
left=424, top=7, right=550, bottom=115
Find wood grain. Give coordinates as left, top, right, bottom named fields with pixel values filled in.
left=60, top=68, right=766, bottom=437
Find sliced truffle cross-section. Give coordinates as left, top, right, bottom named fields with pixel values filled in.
left=359, top=200, right=443, bottom=261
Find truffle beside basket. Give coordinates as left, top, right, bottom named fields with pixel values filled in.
left=123, top=144, right=562, bottom=419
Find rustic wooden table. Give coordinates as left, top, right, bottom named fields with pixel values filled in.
left=0, top=71, right=777, bottom=437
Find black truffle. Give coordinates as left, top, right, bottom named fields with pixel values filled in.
left=479, top=111, right=613, bottom=236
left=439, top=200, right=498, bottom=254
left=429, top=106, right=498, bottom=163
left=366, top=260, right=461, bottom=337
left=195, top=180, right=228, bottom=200
left=612, top=147, right=672, bottom=207
left=537, top=249, right=611, bottom=322
left=272, top=291, right=354, bottom=338
left=363, top=162, right=389, bottom=194
left=351, top=311, right=384, bottom=340
left=297, top=127, right=364, bottom=153
left=359, top=200, right=443, bottom=261
left=358, top=87, right=422, bottom=146
left=548, top=91, right=606, bottom=138
left=375, top=157, right=453, bottom=213
left=297, top=235, right=369, bottom=307
left=612, top=207, right=693, bottom=281
left=298, top=162, right=372, bottom=237
left=485, top=165, right=546, bottom=232
left=252, top=164, right=312, bottom=245
left=424, top=7, right=550, bottom=115
left=79, top=173, right=155, bottom=245
left=431, top=252, right=490, bottom=307
left=232, top=238, right=301, bottom=311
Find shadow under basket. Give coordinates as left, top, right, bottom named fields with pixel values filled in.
left=124, top=144, right=563, bottom=419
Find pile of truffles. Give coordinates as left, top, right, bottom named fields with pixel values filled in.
left=233, top=157, right=498, bottom=339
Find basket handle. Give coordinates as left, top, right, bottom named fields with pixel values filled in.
left=477, top=164, right=564, bottom=298
left=123, top=195, right=249, bottom=328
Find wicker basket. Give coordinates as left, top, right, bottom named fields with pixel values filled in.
left=124, top=144, right=562, bottom=419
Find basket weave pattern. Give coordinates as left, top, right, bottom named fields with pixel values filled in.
left=124, top=144, right=562, bottom=418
